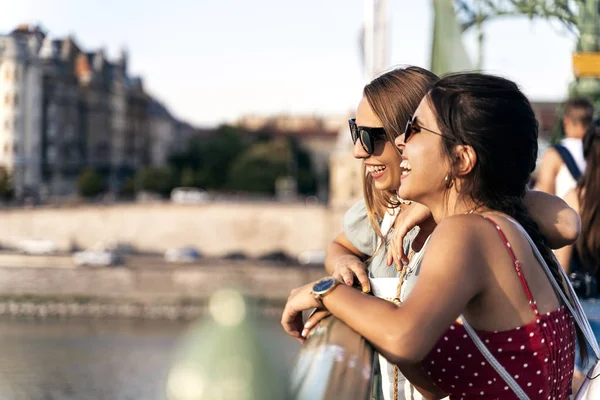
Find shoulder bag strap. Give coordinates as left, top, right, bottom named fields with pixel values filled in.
left=553, top=144, right=582, bottom=181
left=508, top=220, right=600, bottom=359
left=461, top=316, right=530, bottom=399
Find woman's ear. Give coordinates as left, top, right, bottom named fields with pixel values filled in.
left=453, top=145, right=477, bottom=177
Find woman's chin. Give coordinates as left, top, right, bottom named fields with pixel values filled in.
left=397, top=188, right=412, bottom=201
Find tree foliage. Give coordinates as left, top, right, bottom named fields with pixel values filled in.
left=455, top=0, right=578, bottom=33
left=135, top=167, right=178, bottom=197
left=167, top=125, right=319, bottom=196
left=77, top=168, right=106, bottom=198
left=0, top=166, right=13, bottom=200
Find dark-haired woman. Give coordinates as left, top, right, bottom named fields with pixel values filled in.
left=283, top=73, right=580, bottom=399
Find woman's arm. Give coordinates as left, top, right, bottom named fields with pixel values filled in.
left=282, top=215, right=486, bottom=363
left=324, top=233, right=371, bottom=291
left=397, top=363, right=447, bottom=399
left=553, top=189, right=580, bottom=272
left=524, top=190, right=581, bottom=249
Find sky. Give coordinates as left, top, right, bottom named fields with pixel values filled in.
left=0, top=0, right=576, bottom=128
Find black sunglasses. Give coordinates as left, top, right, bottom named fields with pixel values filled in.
left=404, top=115, right=457, bottom=143
left=348, top=118, right=387, bottom=154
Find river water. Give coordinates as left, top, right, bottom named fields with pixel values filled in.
left=0, top=316, right=299, bottom=400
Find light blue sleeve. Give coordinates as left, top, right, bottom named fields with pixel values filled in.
left=343, top=200, right=378, bottom=256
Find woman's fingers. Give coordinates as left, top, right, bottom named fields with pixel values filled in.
left=302, top=309, right=331, bottom=338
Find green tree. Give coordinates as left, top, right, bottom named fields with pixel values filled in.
left=168, top=125, right=249, bottom=190
left=77, top=168, right=106, bottom=198
left=227, top=139, right=290, bottom=194
left=135, top=167, right=177, bottom=197
left=180, top=167, right=198, bottom=187
left=0, top=167, right=14, bottom=200
left=120, top=176, right=137, bottom=199
left=288, top=137, right=318, bottom=195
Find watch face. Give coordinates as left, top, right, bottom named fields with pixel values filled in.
left=313, top=277, right=335, bottom=294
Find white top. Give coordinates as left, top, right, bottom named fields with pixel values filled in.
left=555, top=137, right=586, bottom=199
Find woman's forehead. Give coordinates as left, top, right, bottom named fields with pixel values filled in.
left=356, top=96, right=383, bottom=127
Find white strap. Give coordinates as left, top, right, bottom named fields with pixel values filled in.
left=461, top=316, right=530, bottom=399
left=459, top=217, right=600, bottom=399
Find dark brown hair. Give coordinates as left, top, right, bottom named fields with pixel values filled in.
left=426, top=72, right=586, bottom=358
left=564, top=97, right=594, bottom=127
left=577, top=119, right=600, bottom=270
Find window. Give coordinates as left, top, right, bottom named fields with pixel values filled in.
left=3, top=94, right=9, bottom=105
left=13, top=94, right=18, bottom=106
left=4, top=69, right=10, bottom=81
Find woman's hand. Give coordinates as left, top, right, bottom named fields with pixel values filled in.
left=281, top=281, right=321, bottom=344
left=386, top=202, right=436, bottom=268
left=302, top=309, right=332, bottom=339
left=331, top=255, right=370, bottom=293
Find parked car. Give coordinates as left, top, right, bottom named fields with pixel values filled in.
left=73, top=243, right=123, bottom=267
left=19, top=239, right=56, bottom=255
left=258, top=251, right=295, bottom=264
left=298, top=250, right=326, bottom=266
left=222, top=252, right=247, bottom=261
left=165, top=247, right=202, bottom=263
left=170, top=187, right=209, bottom=204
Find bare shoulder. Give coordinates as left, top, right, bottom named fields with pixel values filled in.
left=432, top=214, right=491, bottom=238
left=426, top=215, right=491, bottom=260
left=416, top=215, right=491, bottom=291
left=539, top=147, right=562, bottom=168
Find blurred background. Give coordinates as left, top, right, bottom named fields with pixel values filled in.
left=0, top=0, right=596, bottom=399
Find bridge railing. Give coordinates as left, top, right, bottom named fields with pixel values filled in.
left=288, top=314, right=377, bottom=400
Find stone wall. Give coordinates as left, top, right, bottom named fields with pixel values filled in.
left=0, top=262, right=325, bottom=303
left=0, top=202, right=349, bottom=257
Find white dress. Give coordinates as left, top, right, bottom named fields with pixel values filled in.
left=368, top=210, right=427, bottom=400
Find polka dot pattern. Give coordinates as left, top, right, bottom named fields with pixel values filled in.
left=420, top=217, right=576, bottom=399
left=422, top=308, right=575, bottom=399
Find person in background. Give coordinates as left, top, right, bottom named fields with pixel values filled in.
left=554, top=118, right=600, bottom=390
left=536, top=97, right=593, bottom=198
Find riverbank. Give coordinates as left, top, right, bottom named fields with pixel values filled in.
left=0, top=260, right=324, bottom=319
left=0, top=295, right=286, bottom=320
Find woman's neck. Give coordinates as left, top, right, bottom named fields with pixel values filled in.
left=428, top=191, right=484, bottom=224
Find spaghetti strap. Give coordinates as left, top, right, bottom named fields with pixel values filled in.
left=478, top=215, right=540, bottom=317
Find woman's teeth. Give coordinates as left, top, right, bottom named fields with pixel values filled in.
left=400, top=160, right=412, bottom=176
left=368, top=165, right=386, bottom=174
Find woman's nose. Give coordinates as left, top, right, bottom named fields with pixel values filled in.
left=395, top=133, right=406, bottom=151
left=352, top=139, right=370, bottom=159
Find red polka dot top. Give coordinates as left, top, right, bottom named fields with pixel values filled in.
left=421, top=216, right=576, bottom=399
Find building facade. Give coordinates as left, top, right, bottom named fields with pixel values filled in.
left=0, top=27, right=44, bottom=199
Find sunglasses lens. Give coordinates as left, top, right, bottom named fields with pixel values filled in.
left=349, top=120, right=359, bottom=144
left=404, top=120, right=411, bottom=143
left=360, top=129, right=373, bottom=154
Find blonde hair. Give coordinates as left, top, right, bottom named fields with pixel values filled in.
left=360, top=66, right=439, bottom=246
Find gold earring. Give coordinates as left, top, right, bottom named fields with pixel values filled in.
left=444, top=173, right=454, bottom=189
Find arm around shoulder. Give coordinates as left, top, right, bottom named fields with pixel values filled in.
left=524, top=190, right=581, bottom=249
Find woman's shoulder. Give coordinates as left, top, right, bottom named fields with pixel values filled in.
left=426, top=214, right=502, bottom=258
left=343, top=199, right=378, bottom=255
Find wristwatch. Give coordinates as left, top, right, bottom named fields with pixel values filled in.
left=311, top=277, right=342, bottom=308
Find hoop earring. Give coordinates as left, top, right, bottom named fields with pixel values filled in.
left=444, top=173, right=454, bottom=189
